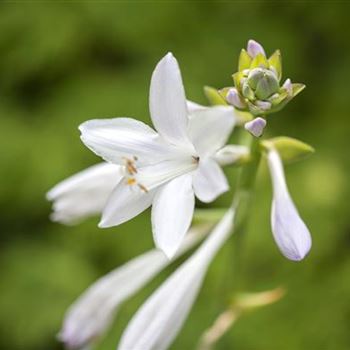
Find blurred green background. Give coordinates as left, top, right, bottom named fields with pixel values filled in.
left=1, top=1, right=349, bottom=349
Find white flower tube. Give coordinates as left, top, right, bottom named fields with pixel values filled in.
left=47, top=163, right=122, bottom=224
left=118, top=209, right=234, bottom=350
left=59, top=226, right=209, bottom=349
left=267, top=148, right=312, bottom=261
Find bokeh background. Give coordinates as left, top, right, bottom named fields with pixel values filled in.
left=1, top=2, right=349, bottom=349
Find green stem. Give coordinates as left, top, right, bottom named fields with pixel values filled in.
left=230, top=134, right=261, bottom=292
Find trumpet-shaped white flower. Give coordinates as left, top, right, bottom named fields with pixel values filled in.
left=79, top=53, right=238, bottom=258
left=118, top=209, right=234, bottom=350
left=46, top=163, right=122, bottom=224
left=267, top=148, right=312, bottom=261
left=58, top=226, right=208, bottom=350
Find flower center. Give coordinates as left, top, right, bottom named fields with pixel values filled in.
left=123, top=156, right=149, bottom=193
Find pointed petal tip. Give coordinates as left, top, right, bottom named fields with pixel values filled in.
left=157, top=244, right=178, bottom=260
left=98, top=219, right=109, bottom=228
left=161, top=51, right=177, bottom=65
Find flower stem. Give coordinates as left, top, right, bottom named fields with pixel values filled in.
left=230, top=133, right=261, bottom=291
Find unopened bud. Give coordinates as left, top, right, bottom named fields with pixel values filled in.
left=282, top=78, right=293, bottom=96
left=242, top=82, right=255, bottom=100
left=247, top=68, right=264, bottom=90
left=244, top=117, right=267, bottom=137
left=226, top=88, right=246, bottom=109
left=254, top=70, right=279, bottom=100
left=247, top=40, right=266, bottom=58
left=255, top=100, right=272, bottom=111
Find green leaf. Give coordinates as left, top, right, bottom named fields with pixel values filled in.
left=270, top=90, right=288, bottom=106
left=203, top=86, right=227, bottom=106
left=261, top=136, right=315, bottom=163
left=250, top=53, right=269, bottom=69
left=268, top=50, right=282, bottom=80
left=292, top=83, right=306, bottom=97
left=238, top=49, right=252, bottom=71
left=232, top=71, right=245, bottom=89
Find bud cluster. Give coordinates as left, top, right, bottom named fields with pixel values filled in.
left=222, top=40, right=305, bottom=116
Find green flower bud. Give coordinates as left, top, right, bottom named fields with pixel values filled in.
left=246, top=68, right=264, bottom=90
left=254, top=70, right=279, bottom=100
left=223, top=39, right=306, bottom=116
left=242, top=82, right=255, bottom=100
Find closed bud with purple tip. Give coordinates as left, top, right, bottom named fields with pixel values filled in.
left=267, top=148, right=312, bottom=261
left=222, top=39, right=305, bottom=116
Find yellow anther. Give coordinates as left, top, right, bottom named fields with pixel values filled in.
left=126, top=178, right=136, bottom=186
left=123, top=156, right=138, bottom=175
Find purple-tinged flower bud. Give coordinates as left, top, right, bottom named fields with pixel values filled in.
left=226, top=88, right=246, bottom=109
left=267, top=148, right=312, bottom=261
left=247, top=39, right=266, bottom=58
left=282, top=78, right=293, bottom=96
left=255, top=100, right=272, bottom=111
left=244, top=117, right=267, bottom=137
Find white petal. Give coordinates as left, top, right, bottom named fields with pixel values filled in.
left=79, top=118, right=173, bottom=166
left=186, top=100, right=206, bottom=114
left=46, top=163, right=122, bottom=224
left=267, top=149, right=312, bottom=261
left=118, top=209, right=234, bottom=350
left=137, top=156, right=198, bottom=191
left=59, top=226, right=207, bottom=350
left=193, top=159, right=229, bottom=203
left=149, top=53, right=191, bottom=147
left=188, top=105, right=235, bottom=157
left=99, top=180, right=155, bottom=228
left=214, top=145, right=249, bottom=166
left=152, top=174, right=195, bottom=258
left=101, top=156, right=198, bottom=229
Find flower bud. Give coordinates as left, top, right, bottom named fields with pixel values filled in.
left=223, top=39, right=305, bottom=116
left=282, top=78, right=293, bottom=96
left=254, top=70, right=279, bottom=100
left=226, top=88, right=246, bottom=109
left=267, top=148, right=312, bottom=261
left=244, top=117, right=266, bottom=137
left=247, top=39, right=266, bottom=58
left=242, top=82, right=255, bottom=100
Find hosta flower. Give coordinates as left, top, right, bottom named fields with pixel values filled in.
left=46, top=162, right=122, bottom=224
left=46, top=101, right=243, bottom=226
left=223, top=39, right=305, bottom=116
left=78, top=53, right=239, bottom=258
left=58, top=226, right=207, bottom=350
left=267, top=148, right=312, bottom=261
left=118, top=209, right=234, bottom=350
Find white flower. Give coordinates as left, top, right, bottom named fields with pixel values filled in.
left=58, top=226, right=208, bottom=350
left=267, top=148, right=312, bottom=261
left=79, top=53, right=238, bottom=258
left=118, top=209, right=234, bottom=350
left=46, top=163, right=122, bottom=224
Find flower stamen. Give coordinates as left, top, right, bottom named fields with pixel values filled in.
left=123, top=156, right=149, bottom=193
